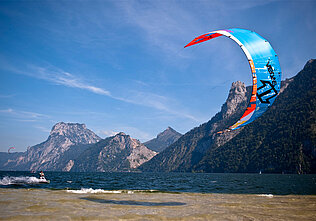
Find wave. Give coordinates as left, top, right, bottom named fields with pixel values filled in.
left=257, top=194, right=274, bottom=198
left=0, top=176, right=43, bottom=185
left=66, top=188, right=159, bottom=194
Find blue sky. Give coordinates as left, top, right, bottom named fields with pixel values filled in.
left=0, top=0, right=315, bottom=152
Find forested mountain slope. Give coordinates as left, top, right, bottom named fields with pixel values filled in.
left=196, top=59, right=316, bottom=173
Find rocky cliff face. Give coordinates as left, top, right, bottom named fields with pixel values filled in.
left=49, top=122, right=100, bottom=144
left=0, top=123, right=157, bottom=172
left=196, top=59, right=316, bottom=173
left=71, top=132, right=157, bottom=172
left=0, top=122, right=101, bottom=171
left=221, top=81, right=248, bottom=119
left=139, top=81, right=252, bottom=172
left=144, top=127, right=182, bottom=152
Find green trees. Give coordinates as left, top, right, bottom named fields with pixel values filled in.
left=196, top=60, right=316, bottom=174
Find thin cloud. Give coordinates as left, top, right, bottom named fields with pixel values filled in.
left=98, top=130, right=119, bottom=138
left=210, top=0, right=277, bottom=11
left=117, top=1, right=201, bottom=57
left=0, top=108, right=14, bottom=113
left=0, top=108, right=49, bottom=120
left=33, top=125, right=51, bottom=133
left=19, top=110, right=48, bottom=119
left=116, top=0, right=278, bottom=60
left=4, top=64, right=200, bottom=122
left=111, top=90, right=200, bottom=122
left=33, top=66, right=111, bottom=96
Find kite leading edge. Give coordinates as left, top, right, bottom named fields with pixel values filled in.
left=185, top=28, right=281, bottom=131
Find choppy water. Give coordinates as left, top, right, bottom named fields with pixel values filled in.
left=1, top=172, right=316, bottom=220
left=1, top=171, right=315, bottom=195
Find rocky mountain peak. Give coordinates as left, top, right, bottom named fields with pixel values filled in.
left=140, top=81, right=251, bottom=172
left=71, top=132, right=157, bottom=172
left=49, top=122, right=101, bottom=144
left=18, top=122, right=101, bottom=171
left=221, top=81, right=248, bottom=119
left=116, top=132, right=127, bottom=136
left=144, top=127, right=182, bottom=152
left=50, top=122, right=86, bottom=136
left=112, top=132, right=131, bottom=145
left=157, top=126, right=177, bottom=138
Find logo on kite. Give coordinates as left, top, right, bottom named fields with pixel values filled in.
left=257, top=80, right=278, bottom=104
left=185, top=28, right=281, bottom=132
left=266, top=60, right=277, bottom=86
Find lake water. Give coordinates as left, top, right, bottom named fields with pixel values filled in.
left=1, top=171, right=316, bottom=220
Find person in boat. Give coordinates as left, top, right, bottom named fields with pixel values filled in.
left=39, top=171, right=45, bottom=179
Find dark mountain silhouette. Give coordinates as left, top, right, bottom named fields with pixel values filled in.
left=144, top=127, right=182, bottom=152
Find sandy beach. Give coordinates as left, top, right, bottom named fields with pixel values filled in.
left=1, top=188, right=315, bottom=220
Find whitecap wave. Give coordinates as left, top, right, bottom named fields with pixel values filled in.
left=66, top=188, right=158, bottom=194
left=66, top=188, right=122, bottom=194
left=0, top=176, right=43, bottom=185
left=258, top=194, right=274, bottom=198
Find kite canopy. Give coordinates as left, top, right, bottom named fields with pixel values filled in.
left=8, top=146, right=15, bottom=154
left=185, top=28, right=281, bottom=130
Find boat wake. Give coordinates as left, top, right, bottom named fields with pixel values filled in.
left=66, top=188, right=159, bottom=194
left=0, top=176, right=44, bottom=185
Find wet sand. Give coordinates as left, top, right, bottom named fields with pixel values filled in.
left=0, top=188, right=315, bottom=220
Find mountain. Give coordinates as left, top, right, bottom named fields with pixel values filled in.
left=139, top=81, right=252, bottom=172
left=144, top=127, right=182, bottom=152
left=0, top=152, right=24, bottom=170
left=195, top=59, right=316, bottom=174
left=2, top=60, right=314, bottom=174
left=140, top=59, right=316, bottom=174
left=0, top=123, right=157, bottom=172
left=0, top=122, right=101, bottom=171
left=70, top=132, right=157, bottom=172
